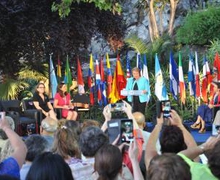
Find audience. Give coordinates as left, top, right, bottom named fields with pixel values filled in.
left=65, top=120, right=82, bottom=141
left=20, top=135, right=49, bottom=180
left=32, top=82, right=57, bottom=120
left=145, top=109, right=198, bottom=170
left=54, top=82, right=78, bottom=120
left=52, top=126, right=81, bottom=160
left=26, top=152, right=74, bottom=180
left=148, top=154, right=191, bottom=180
left=0, top=115, right=27, bottom=179
left=81, top=119, right=100, bottom=131
left=178, top=135, right=220, bottom=180
left=40, top=117, right=58, bottom=148
left=94, top=144, right=123, bottom=180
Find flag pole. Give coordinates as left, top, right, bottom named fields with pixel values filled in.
left=49, top=53, right=53, bottom=98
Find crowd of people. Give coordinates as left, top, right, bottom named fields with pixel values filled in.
left=1, top=67, right=220, bottom=180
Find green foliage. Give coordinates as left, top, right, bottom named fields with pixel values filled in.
left=0, top=79, right=29, bottom=100
left=52, top=0, right=122, bottom=18
left=207, top=38, right=220, bottom=63
left=177, top=7, right=220, bottom=45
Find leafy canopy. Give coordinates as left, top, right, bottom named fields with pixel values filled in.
left=52, top=0, right=122, bottom=18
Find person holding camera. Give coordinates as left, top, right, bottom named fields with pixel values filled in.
left=125, top=67, right=150, bottom=115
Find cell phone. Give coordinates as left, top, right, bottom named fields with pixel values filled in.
left=161, top=100, right=171, bottom=118
left=110, top=103, right=124, bottom=112
left=212, top=124, right=220, bottom=136
left=120, top=119, right=134, bottom=143
left=0, top=112, right=5, bottom=121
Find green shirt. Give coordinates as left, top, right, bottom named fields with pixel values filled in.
left=178, top=153, right=218, bottom=180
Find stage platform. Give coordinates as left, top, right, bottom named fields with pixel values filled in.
left=146, top=121, right=213, bottom=144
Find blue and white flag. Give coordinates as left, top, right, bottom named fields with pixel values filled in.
left=155, top=54, right=168, bottom=101
left=188, top=54, right=196, bottom=97
left=136, top=52, right=142, bottom=75
left=143, top=54, right=151, bottom=98
left=49, top=54, right=58, bottom=98
left=169, top=51, right=179, bottom=100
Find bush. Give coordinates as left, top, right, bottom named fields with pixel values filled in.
left=176, top=7, right=220, bottom=45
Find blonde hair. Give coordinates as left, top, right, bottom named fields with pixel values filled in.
left=132, top=112, right=145, bottom=129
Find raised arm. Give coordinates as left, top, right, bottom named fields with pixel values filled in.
left=101, top=104, right=112, bottom=132
left=129, top=139, right=144, bottom=180
left=145, top=115, right=163, bottom=170
left=179, top=135, right=220, bottom=160
left=0, top=116, right=27, bottom=168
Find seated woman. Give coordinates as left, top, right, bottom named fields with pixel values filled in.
left=53, top=83, right=78, bottom=121
left=32, top=82, right=57, bottom=120
left=191, top=81, right=220, bottom=133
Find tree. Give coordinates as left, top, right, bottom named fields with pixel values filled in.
left=169, top=0, right=179, bottom=36
left=0, top=0, right=125, bottom=77
left=51, top=0, right=122, bottom=18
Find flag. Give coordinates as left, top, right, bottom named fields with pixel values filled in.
left=64, top=55, right=72, bottom=93
left=109, top=55, right=127, bottom=103
left=100, top=57, right=108, bottom=105
left=195, top=51, right=201, bottom=98
left=95, top=59, right=102, bottom=105
left=188, top=54, right=196, bottom=97
left=136, top=53, right=142, bottom=75
left=201, top=56, right=212, bottom=103
left=214, top=52, right=220, bottom=80
left=88, top=54, right=95, bottom=105
left=49, top=55, right=58, bottom=98
left=169, top=51, right=179, bottom=100
left=178, top=52, right=186, bottom=104
left=106, top=53, right=112, bottom=98
left=155, top=54, right=168, bottom=101
left=126, top=52, right=131, bottom=79
left=57, top=55, right=62, bottom=83
left=143, top=54, right=151, bottom=97
left=77, top=57, right=85, bottom=94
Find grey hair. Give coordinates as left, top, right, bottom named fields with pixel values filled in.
left=41, top=117, right=58, bottom=133
left=25, top=134, right=50, bottom=162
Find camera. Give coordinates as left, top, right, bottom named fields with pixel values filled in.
left=156, top=100, right=171, bottom=118
left=110, top=103, right=124, bottom=112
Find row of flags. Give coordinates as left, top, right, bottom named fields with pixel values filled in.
left=49, top=51, right=220, bottom=106
left=169, top=52, right=220, bottom=104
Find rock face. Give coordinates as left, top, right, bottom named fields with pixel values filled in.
left=89, top=0, right=217, bottom=55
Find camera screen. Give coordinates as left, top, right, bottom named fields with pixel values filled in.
left=121, top=120, right=133, bottom=142
left=161, top=101, right=171, bottom=118
left=110, top=103, right=124, bottom=111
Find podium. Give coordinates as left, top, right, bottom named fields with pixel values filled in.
left=120, top=89, right=144, bottom=96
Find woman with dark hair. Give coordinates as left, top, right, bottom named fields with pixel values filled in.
left=94, top=144, right=123, bottom=180
left=148, top=154, right=191, bottom=180
left=33, top=82, right=57, bottom=120
left=54, top=83, right=78, bottom=120
left=26, top=152, right=74, bottom=180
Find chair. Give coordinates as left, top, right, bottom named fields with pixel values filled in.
left=72, top=93, right=90, bottom=119
left=1, top=100, right=39, bottom=135
left=22, top=99, right=43, bottom=129
left=49, top=98, right=62, bottom=120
